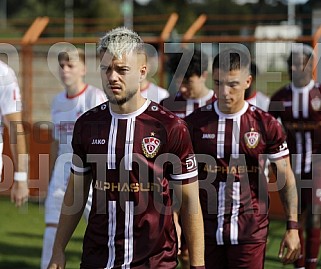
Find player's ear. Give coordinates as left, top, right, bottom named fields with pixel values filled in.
left=140, top=64, right=147, bottom=82
left=82, top=64, right=87, bottom=76
left=246, top=74, right=252, bottom=88
left=201, top=70, right=208, bottom=81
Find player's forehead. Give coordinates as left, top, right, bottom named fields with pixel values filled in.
left=290, top=53, right=310, bottom=64
left=100, top=50, right=145, bottom=67
left=212, top=68, right=246, bottom=80
left=58, top=58, right=82, bottom=66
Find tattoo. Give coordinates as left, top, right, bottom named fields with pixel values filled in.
left=279, top=177, right=298, bottom=218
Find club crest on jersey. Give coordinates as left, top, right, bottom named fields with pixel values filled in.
left=142, top=132, right=161, bottom=158
left=311, top=96, right=321, bottom=111
left=244, top=128, right=260, bottom=149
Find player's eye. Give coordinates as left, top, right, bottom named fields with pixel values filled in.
left=214, top=80, right=222, bottom=86
left=100, top=65, right=109, bottom=72
left=117, top=67, right=130, bottom=74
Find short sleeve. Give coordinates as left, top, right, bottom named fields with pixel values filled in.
left=266, top=117, right=289, bottom=160
left=167, top=119, right=198, bottom=184
left=0, top=67, right=22, bottom=115
left=96, top=89, right=108, bottom=105
left=85, top=86, right=107, bottom=108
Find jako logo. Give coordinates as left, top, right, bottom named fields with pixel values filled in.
left=92, top=139, right=106, bottom=145
left=202, top=133, right=215, bottom=139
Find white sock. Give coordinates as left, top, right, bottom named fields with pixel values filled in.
left=41, top=226, right=57, bottom=269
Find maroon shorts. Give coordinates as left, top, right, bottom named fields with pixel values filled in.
left=296, top=156, right=321, bottom=209
left=205, top=242, right=266, bottom=269
left=295, top=172, right=321, bottom=212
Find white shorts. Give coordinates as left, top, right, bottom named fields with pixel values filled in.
left=44, top=159, right=92, bottom=224
left=44, top=184, right=93, bottom=224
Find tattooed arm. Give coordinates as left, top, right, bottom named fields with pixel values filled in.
left=271, top=157, right=301, bottom=265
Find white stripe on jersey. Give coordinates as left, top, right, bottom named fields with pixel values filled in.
left=295, top=132, right=302, bottom=174
left=71, top=163, right=91, bottom=173
left=108, top=117, right=118, bottom=169
left=170, top=170, right=198, bottom=181
left=106, top=201, right=116, bottom=269
left=217, top=118, right=225, bottom=159
left=216, top=182, right=225, bottom=245
left=302, top=89, right=309, bottom=118
left=122, top=201, right=134, bottom=269
left=230, top=182, right=240, bottom=245
left=231, top=118, right=240, bottom=158
left=292, top=91, right=299, bottom=119
left=305, top=132, right=312, bottom=173
left=125, top=118, right=136, bottom=171
left=268, top=149, right=290, bottom=160
left=186, top=99, right=194, bottom=117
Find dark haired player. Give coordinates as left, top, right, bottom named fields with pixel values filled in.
left=161, top=48, right=215, bottom=269
left=161, top=48, right=215, bottom=119
left=269, top=43, right=320, bottom=269
left=186, top=48, right=300, bottom=268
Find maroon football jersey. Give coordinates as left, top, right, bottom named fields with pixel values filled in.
left=185, top=101, right=289, bottom=245
left=161, top=90, right=216, bottom=118
left=269, top=81, right=321, bottom=176
left=71, top=100, right=198, bottom=268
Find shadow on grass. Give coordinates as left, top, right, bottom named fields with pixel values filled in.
left=7, top=231, right=83, bottom=243
left=0, top=239, right=83, bottom=268
left=0, top=259, right=34, bottom=269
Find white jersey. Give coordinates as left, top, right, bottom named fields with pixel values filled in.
left=246, top=91, right=270, bottom=112
left=0, top=61, right=22, bottom=176
left=46, top=84, right=106, bottom=224
left=51, top=84, right=107, bottom=156
left=140, top=81, right=169, bottom=103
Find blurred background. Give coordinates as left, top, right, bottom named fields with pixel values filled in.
left=0, top=0, right=319, bottom=219
left=0, top=1, right=320, bottom=267
left=0, top=0, right=319, bottom=221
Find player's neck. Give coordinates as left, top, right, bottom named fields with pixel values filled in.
left=218, top=100, right=246, bottom=115
left=196, top=85, right=210, bottom=99
left=110, top=91, right=147, bottom=114
left=66, top=81, right=86, bottom=97
left=245, top=87, right=256, bottom=100
left=140, top=79, right=150, bottom=92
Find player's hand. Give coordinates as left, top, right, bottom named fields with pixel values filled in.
left=47, top=251, right=66, bottom=269
left=48, top=264, right=64, bottom=269
left=173, top=211, right=182, bottom=255
left=10, top=181, right=29, bottom=207
left=278, top=229, right=301, bottom=264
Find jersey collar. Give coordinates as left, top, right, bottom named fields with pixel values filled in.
left=214, top=100, right=249, bottom=119
left=109, top=99, right=151, bottom=119
left=291, top=80, right=314, bottom=93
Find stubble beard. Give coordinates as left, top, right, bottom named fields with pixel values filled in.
left=107, top=88, right=138, bottom=106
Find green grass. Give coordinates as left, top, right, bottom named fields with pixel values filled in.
left=0, top=196, right=86, bottom=269
left=0, top=195, right=319, bottom=269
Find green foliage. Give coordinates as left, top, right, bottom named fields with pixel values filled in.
left=6, top=0, right=123, bottom=20
left=6, top=0, right=288, bottom=21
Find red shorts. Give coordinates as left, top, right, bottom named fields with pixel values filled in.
left=205, top=242, right=266, bottom=269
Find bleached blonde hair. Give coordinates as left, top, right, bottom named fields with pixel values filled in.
left=97, top=27, right=145, bottom=59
